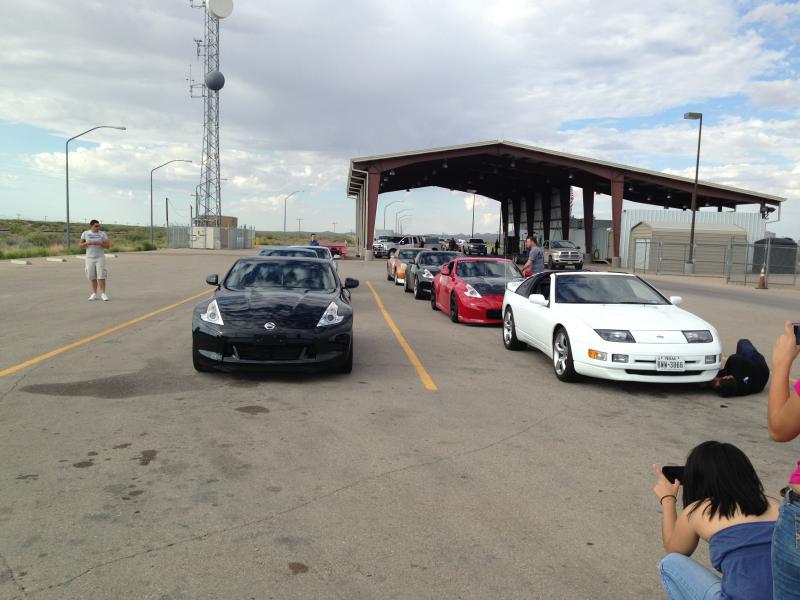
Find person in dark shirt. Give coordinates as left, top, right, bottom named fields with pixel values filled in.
left=712, top=339, right=770, bottom=397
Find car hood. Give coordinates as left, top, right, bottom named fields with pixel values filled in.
left=215, top=289, right=338, bottom=327
left=565, top=304, right=711, bottom=331
left=464, top=276, right=518, bottom=297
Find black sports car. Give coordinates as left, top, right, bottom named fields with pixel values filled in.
left=404, top=250, right=461, bottom=299
left=192, top=257, right=358, bottom=373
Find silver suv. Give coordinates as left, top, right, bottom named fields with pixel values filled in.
left=542, top=240, right=583, bottom=269
left=381, top=235, right=424, bottom=258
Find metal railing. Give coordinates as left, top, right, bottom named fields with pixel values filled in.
left=631, top=239, right=798, bottom=286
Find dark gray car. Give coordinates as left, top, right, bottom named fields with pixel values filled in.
left=404, top=250, right=462, bottom=299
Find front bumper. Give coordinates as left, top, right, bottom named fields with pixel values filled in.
left=571, top=340, right=721, bottom=383
left=193, top=319, right=352, bottom=370
left=457, top=295, right=504, bottom=324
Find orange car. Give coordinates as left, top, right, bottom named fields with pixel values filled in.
left=386, top=248, right=424, bottom=285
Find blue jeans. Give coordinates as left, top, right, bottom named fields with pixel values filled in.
left=660, top=553, right=722, bottom=600
left=772, top=491, right=800, bottom=599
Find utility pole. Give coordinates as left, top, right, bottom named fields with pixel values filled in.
left=297, top=218, right=303, bottom=232
left=332, top=221, right=337, bottom=232
left=189, top=204, right=193, bottom=226
left=166, top=197, right=170, bottom=229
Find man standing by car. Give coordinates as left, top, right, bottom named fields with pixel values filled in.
left=309, top=233, right=320, bottom=247
left=522, top=236, right=544, bottom=276
left=80, top=219, right=110, bottom=301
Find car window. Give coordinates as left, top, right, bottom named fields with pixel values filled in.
left=551, top=241, right=576, bottom=249
left=532, top=275, right=551, bottom=302
left=397, top=249, right=419, bottom=260
left=419, top=252, right=458, bottom=266
left=555, top=275, right=669, bottom=304
left=514, top=276, right=538, bottom=297
left=225, top=260, right=337, bottom=292
left=456, top=260, right=521, bottom=278
left=259, top=248, right=317, bottom=258
left=469, top=238, right=485, bottom=244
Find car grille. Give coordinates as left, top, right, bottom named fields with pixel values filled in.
left=230, top=343, right=307, bottom=361
left=486, top=309, right=502, bottom=320
left=559, top=251, right=581, bottom=260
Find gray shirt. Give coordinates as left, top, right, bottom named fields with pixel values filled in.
left=81, top=230, right=108, bottom=259
left=529, top=246, right=544, bottom=273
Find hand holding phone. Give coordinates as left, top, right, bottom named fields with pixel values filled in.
left=661, top=465, right=685, bottom=484
left=793, top=322, right=800, bottom=346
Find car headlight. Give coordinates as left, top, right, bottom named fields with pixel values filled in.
left=317, top=301, right=345, bottom=327
left=464, top=284, right=481, bottom=298
left=422, top=269, right=434, bottom=278
left=683, top=330, right=713, bottom=343
left=200, top=298, right=224, bottom=325
left=595, top=329, right=635, bottom=343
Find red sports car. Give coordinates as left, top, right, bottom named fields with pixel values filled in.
left=430, top=257, right=523, bottom=324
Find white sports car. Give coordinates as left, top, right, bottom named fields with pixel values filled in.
left=502, top=271, right=722, bottom=383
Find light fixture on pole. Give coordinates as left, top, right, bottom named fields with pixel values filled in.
left=398, top=214, right=412, bottom=235
left=383, top=200, right=402, bottom=231
left=282, top=190, right=305, bottom=233
left=151, top=160, right=192, bottom=244
left=395, top=208, right=412, bottom=232
left=683, top=111, right=703, bottom=274
left=65, top=125, right=126, bottom=248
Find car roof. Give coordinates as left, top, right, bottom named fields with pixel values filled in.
left=454, top=256, right=511, bottom=262
left=245, top=256, right=329, bottom=262
left=552, top=270, right=632, bottom=276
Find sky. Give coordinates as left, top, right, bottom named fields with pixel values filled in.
left=1, top=0, right=799, bottom=236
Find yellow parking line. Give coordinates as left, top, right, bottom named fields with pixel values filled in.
left=366, top=281, right=437, bottom=391
left=0, top=290, right=212, bottom=379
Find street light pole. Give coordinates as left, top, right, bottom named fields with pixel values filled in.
left=398, top=215, right=411, bottom=235
left=395, top=208, right=412, bottom=232
left=684, top=112, right=703, bottom=273
left=297, top=217, right=303, bottom=232
left=65, top=125, right=126, bottom=248
left=383, top=200, right=402, bottom=231
left=282, top=190, right=305, bottom=233
left=150, top=159, right=192, bottom=244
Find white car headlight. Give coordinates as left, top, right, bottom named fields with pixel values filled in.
left=464, top=283, right=481, bottom=298
left=200, top=298, right=224, bottom=325
left=317, top=301, right=344, bottom=327
left=422, top=269, right=434, bottom=278
left=595, top=329, right=635, bottom=343
left=683, top=330, right=713, bottom=343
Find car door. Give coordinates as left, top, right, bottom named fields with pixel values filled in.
left=506, top=276, right=537, bottom=342
left=522, top=274, right=554, bottom=352
left=437, top=261, right=455, bottom=308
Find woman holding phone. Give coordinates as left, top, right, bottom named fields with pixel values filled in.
left=768, top=322, right=800, bottom=599
left=653, top=441, right=779, bottom=599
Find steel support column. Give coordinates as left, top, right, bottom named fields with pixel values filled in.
left=559, top=185, right=571, bottom=240
left=611, top=175, right=625, bottom=266
left=582, top=184, right=595, bottom=262
left=366, top=171, right=380, bottom=258
left=525, top=194, right=535, bottom=238
left=542, top=187, right=552, bottom=242
left=512, top=196, right=521, bottom=243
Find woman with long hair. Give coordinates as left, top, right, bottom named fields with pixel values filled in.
left=653, top=441, right=779, bottom=599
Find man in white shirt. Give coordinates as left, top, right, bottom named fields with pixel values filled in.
left=80, top=220, right=110, bottom=301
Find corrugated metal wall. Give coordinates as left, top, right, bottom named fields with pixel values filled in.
left=620, top=209, right=766, bottom=267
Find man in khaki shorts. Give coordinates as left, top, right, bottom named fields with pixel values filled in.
left=80, top=219, right=110, bottom=301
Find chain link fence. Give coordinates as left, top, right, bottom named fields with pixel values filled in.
left=166, top=226, right=255, bottom=250
left=631, top=239, right=798, bottom=286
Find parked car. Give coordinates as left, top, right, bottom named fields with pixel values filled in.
left=387, top=248, right=425, bottom=285
left=463, top=238, right=488, bottom=255
left=373, top=236, right=402, bottom=258
left=501, top=271, right=721, bottom=383
left=382, top=235, right=424, bottom=257
left=192, top=256, right=359, bottom=373
left=420, top=236, right=442, bottom=250
left=258, top=247, right=318, bottom=258
left=456, top=239, right=467, bottom=251
left=542, top=240, right=583, bottom=269
left=404, top=250, right=462, bottom=298
left=431, top=257, right=523, bottom=324
left=291, top=245, right=338, bottom=270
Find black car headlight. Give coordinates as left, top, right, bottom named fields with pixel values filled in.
left=683, top=330, right=713, bottom=343
left=595, top=329, right=635, bottom=343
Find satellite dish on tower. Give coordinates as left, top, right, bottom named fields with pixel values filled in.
left=208, top=0, right=233, bottom=19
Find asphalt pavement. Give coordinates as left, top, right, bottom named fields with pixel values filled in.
left=0, top=250, right=797, bottom=599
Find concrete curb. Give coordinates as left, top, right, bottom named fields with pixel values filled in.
left=10, top=259, right=31, bottom=265
left=46, top=257, right=67, bottom=263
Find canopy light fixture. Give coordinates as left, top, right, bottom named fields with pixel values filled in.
left=442, top=160, right=448, bottom=169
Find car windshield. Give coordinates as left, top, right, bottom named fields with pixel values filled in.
left=469, top=238, right=485, bottom=244
left=292, top=246, right=331, bottom=259
left=419, top=252, right=459, bottom=266
left=397, top=249, right=421, bottom=260
left=225, top=259, right=337, bottom=292
left=456, top=261, right=521, bottom=278
left=389, top=236, right=403, bottom=243
left=259, top=248, right=318, bottom=258
left=551, top=241, right=577, bottom=249
left=555, top=274, right=669, bottom=304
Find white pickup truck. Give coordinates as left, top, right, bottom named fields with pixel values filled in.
left=542, top=240, right=583, bottom=269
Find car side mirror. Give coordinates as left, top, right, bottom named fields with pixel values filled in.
left=529, top=293, right=549, bottom=306
left=670, top=295, right=683, bottom=306
left=344, top=278, right=359, bottom=289
left=206, top=274, right=219, bottom=286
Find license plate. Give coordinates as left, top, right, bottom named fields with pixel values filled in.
left=657, top=356, right=685, bottom=372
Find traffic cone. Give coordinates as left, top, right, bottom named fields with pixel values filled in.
left=756, top=265, right=767, bottom=289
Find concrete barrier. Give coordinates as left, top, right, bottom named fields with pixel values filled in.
left=10, top=259, right=31, bottom=265
left=46, top=257, right=67, bottom=263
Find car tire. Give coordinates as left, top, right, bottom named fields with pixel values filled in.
left=413, top=278, right=424, bottom=299
left=387, top=268, right=393, bottom=281
left=576, top=263, right=583, bottom=270
left=430, top=287, right=439, bottom=311
left=552, top=327, right=579, bottom=382
left=394, top=271, right=401, bottom=286
left=334, top=342, right=353, bottom=374
left=503, top=308, right=525, bottom=350
left=548, top=257, right=554, bottom=269
left=449, top=293, right=459, bottom=323
left=192, top=345, right=212, bottom=372
left=404, top=276, right=412, bottom=292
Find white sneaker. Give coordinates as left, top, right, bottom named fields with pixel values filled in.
left=88, top=293, right=97, bottom=301
left=101, top=293, right=109, bottom=301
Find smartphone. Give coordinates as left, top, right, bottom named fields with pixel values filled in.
left=793, top=322, right=800, bottom=346
left=662, top=465, right=685, bottom=484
